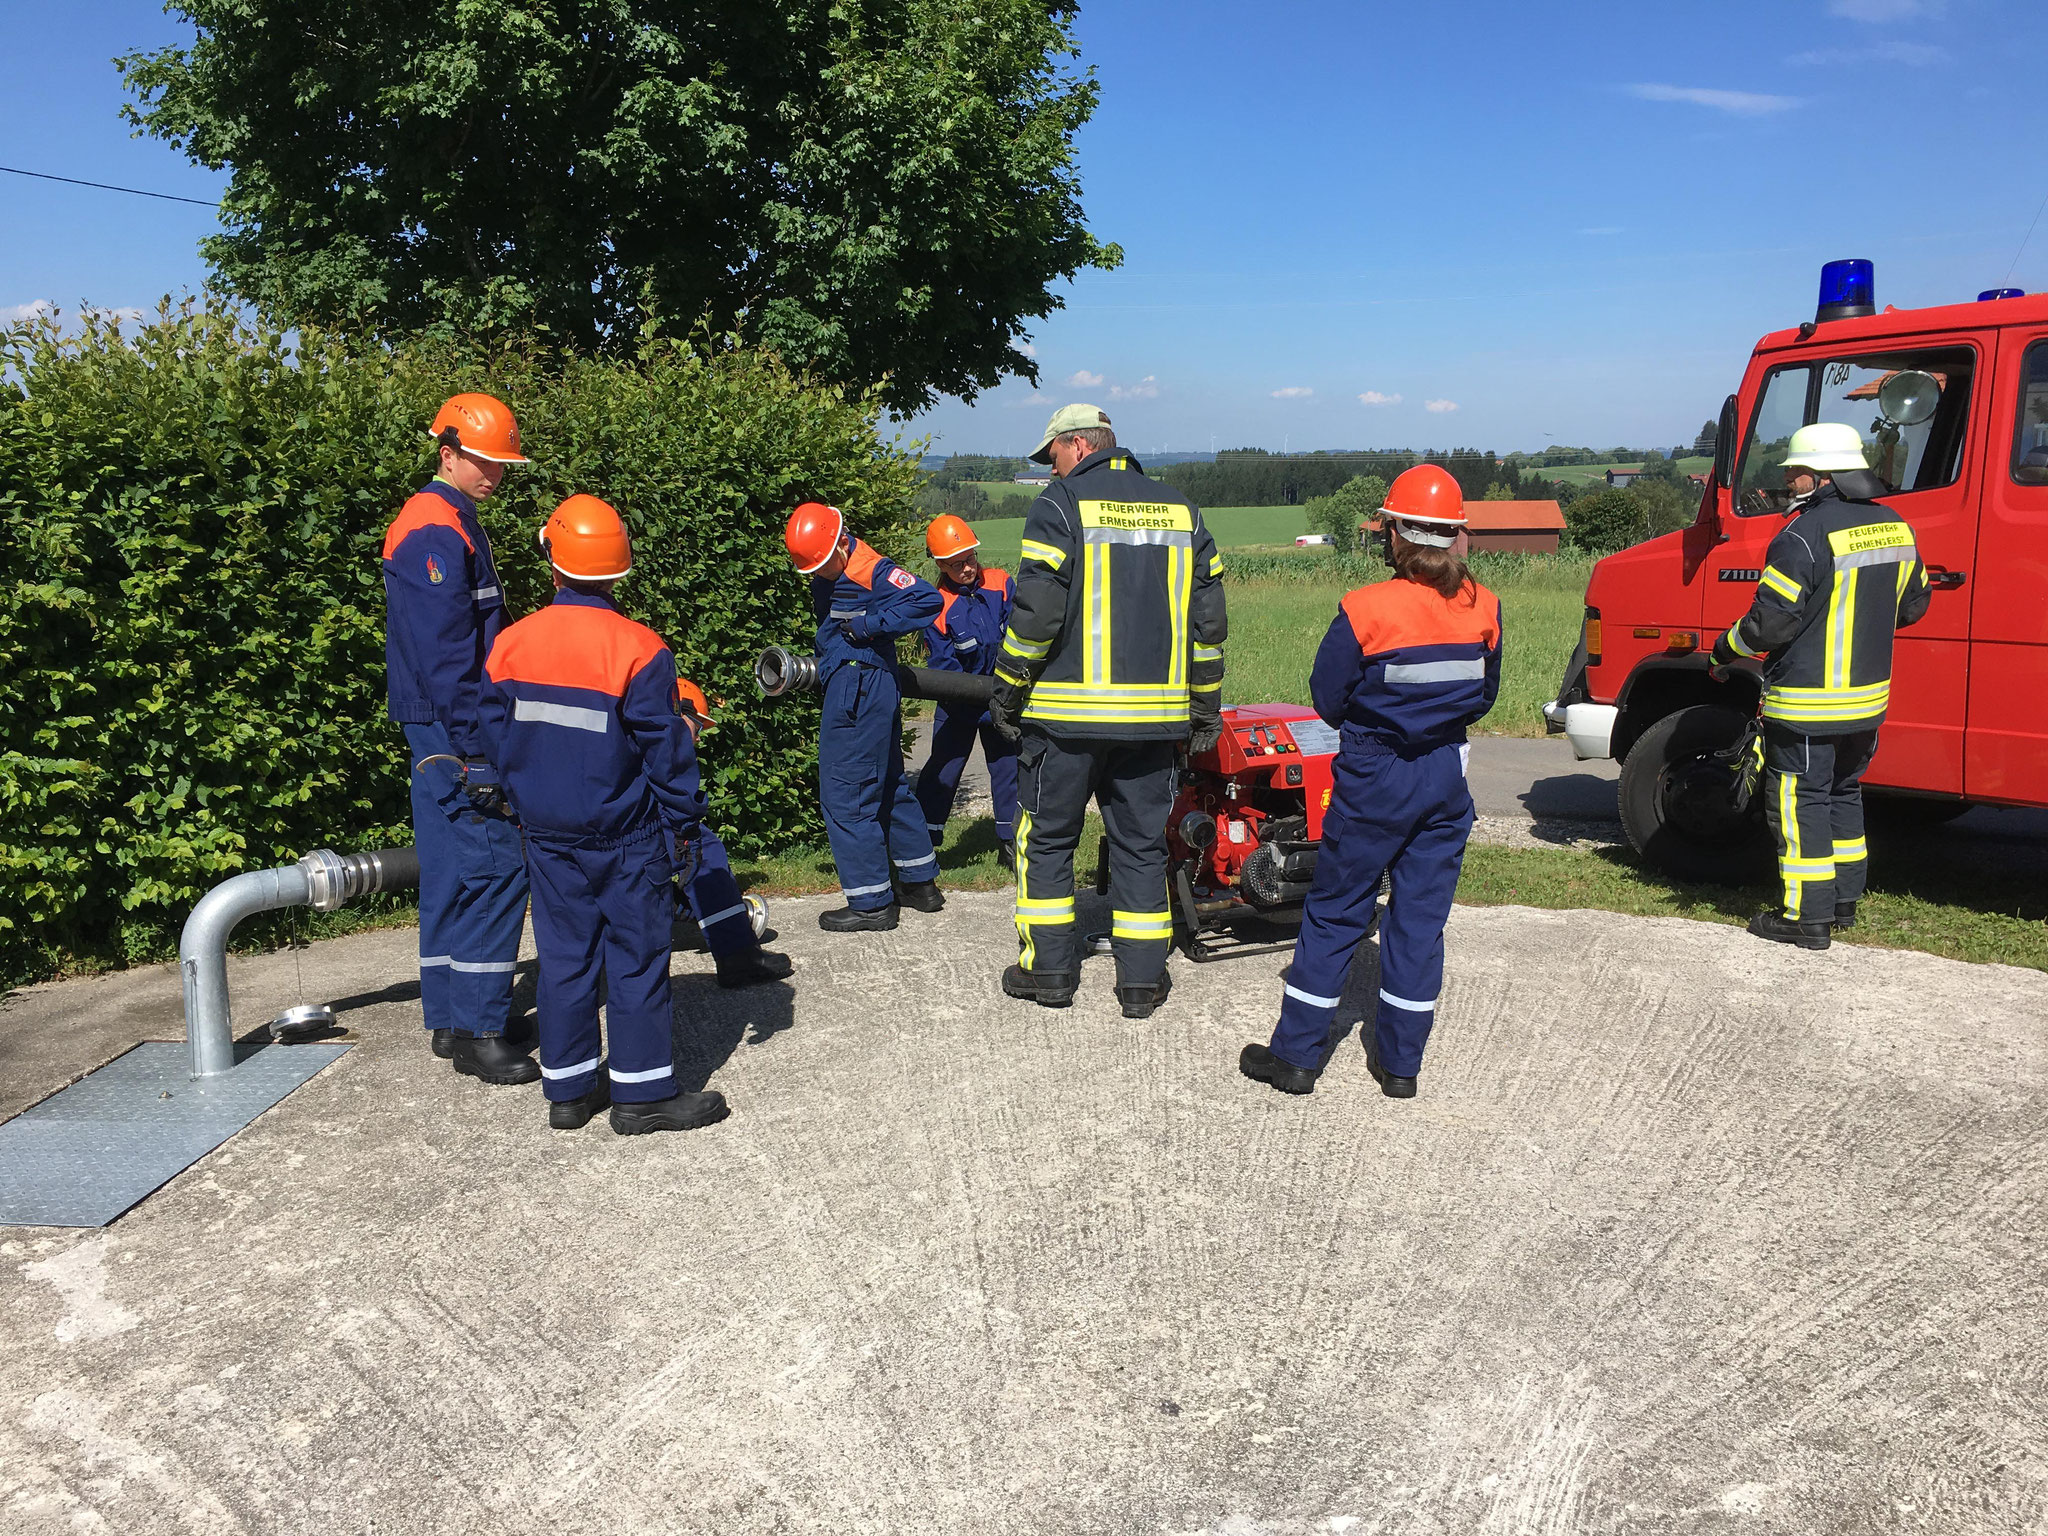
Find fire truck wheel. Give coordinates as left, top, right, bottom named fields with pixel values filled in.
left=1617, top=704, right=1771, bottom=884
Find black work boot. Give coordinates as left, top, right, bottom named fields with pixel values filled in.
left=1117, top=969, right=1173, bottom=1020
left=450, top=1032, right=541, bottom=1086
left=1747, top=908, right=1832, bottom=950
left=819, top=902, right=899, bottom=933
left=610, top=1091, right=730, bottom=1135
left=1003, top=963, right=1078, bottom=1008
left=997, top=839, right=1017, bottom=873
left=1833, top=901, right=1858, bottom=930
left=716, top=947, right=794, bottom=988
left=547, top=1075, right=610, bottom=1131
left=1365, top=1041, right=1418, bottom=1100
left=430, top=1028, right=455, bottom=1060
left=1240, top=1043, right=1319, bottom=1095
left=897, top=880, right=946, bottom=914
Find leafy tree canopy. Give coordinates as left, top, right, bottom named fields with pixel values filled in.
left=120, top=0, right=1121, bottom=412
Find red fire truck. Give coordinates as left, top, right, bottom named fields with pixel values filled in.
left=1545, top=262, right=2048, bottom=879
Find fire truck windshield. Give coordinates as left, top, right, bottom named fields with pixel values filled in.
left=1734, top=346, right=1976, bottom=513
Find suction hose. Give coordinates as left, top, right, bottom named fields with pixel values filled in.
left=754, top=646, right=996, bottom=709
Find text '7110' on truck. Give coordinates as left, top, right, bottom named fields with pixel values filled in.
left=1544, top=260, right=2048, bottom=881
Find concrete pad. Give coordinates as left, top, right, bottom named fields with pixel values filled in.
left=2, top=893, right=2045, bottom=1533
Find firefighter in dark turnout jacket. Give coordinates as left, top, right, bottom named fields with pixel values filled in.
left=382, top=393, right=535, bottom=1086
left=991, top=404, right=1228, bottom=1018
left=915, top=514, right=1019, bottom=867
left=480, top=496, right=731, bottom=1135
left=1710, top=423, right=1931, bottom=949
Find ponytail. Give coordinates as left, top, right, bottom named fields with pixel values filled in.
left=1391, top=531, right=1470, bottom=601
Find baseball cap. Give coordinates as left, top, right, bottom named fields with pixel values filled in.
left=1030, top=402, right=1114, bottom=464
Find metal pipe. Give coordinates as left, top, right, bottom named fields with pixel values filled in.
left=179, top=847, right=421, bottom=1079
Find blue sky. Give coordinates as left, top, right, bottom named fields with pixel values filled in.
left=4, top=0, right=2042, bottom=456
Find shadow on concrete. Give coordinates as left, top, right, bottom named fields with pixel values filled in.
left=1520, top=773, right=1620, bottom=822
left=670, top=977, right=796, bottom=1094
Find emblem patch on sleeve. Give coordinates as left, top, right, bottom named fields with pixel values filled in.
left=425, top=553, right=446, bottom=585
left=887, top=567, right=916, bottom=590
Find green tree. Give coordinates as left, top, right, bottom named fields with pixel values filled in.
left=1482, top=482, right=1515, bottom=501
left=1303, top=474, right=1387, bottom=555
left=1564, top=487, right=1645, bottom=554
left=120, top=1, right=1121, bottom=413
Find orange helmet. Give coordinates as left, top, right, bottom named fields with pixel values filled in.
left=785, top=501, right=845, bottom=574
left=676, top=679, right=715, bottom=732
left=926, top=514, right=980, bottom=560
left=1381, top=464, right=1466, bottom=548
left=428, top=393, right=527, bottom=463
left=539, top=494, right=633, bottom=581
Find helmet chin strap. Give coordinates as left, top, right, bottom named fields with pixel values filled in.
left=1393, top=520, right=1459, bottom=550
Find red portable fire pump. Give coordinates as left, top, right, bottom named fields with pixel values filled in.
left=1142, top=702, right=1350, bottom=961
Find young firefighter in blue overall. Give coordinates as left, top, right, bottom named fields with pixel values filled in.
left=381, top=393, right=535, bottom=1086
left=914, top=513, right=1019, bottom=870
left=480, top=495, right=730, bottom=1135
left=783, top=501, right=945, bottom=932
left=1709, top=422, right=1930, bottom=950
left=672, top=678, right=793, bottom=988
left=1241, top=464, right=1501, bottom=1100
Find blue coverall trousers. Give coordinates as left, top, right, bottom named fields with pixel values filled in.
left=916, top=703, right=1020, bottom=843
left=525, top=827, right=679, bottom=1105
left=820, top=663, right=938, bottom=910
left=680, top=827, right=757, bottom=958
left=404, top=721, right=528, bottom=1038
left=1270, top=738, right=1474, bottom=1078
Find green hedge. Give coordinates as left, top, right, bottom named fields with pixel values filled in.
left=0, top=302, right=920, bottom=986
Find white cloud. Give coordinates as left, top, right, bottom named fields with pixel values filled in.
left=1064, top=369, right=1104, bottom=389
left=2, top=300, right=54, bottom=325
left=1828, top=0, right=1941, bottom=19
left=1270, top=386, right=1314, bottom=400
left=1110, top=375, right=1159, bottom=401
left=1627, top=83, right=1801, bottom=116
left=1789, top=40, right=1949, bottom=65
left=1424, top=399, right=1460, bottom=414
left=1002, top=392, right=1050, bottom=410
left=1016, top=339, right=1037, bottom=358
left=1357, top=391, right=1403, bottom=407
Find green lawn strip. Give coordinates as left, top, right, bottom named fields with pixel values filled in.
left=1458, top=842, right=2048, bottom=971
left=731, top=813, right=1106, bottom=900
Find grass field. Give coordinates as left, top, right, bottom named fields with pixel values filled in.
left=1221, top=551, right=1590, bottom=736
left=1538, top=457, right=1710, bottom=486
left=963, top=505, right=1308, bottom=570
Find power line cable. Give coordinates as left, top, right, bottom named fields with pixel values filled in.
left=2003, top=186, right=2048, bottom=288
left=0, top=163, right=219, bottom=208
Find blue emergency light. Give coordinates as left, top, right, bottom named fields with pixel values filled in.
left=1816, top=259, right=1876, bottom=322
left=1979, top=287, right=2026, bottom=301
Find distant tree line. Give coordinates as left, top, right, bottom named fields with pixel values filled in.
left=1160, top=448, right=1574, bottom=510
left=915, top=453, right=1037, bottom=524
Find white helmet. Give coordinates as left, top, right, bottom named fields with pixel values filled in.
left=1781, top=422, right=1869, bottom=474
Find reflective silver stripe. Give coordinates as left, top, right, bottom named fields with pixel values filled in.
left=609, top=1064, right=674, bottom=1084
left=1284, top=983, right=1342, bottom=1009
left=954, top=637, right=979, bottom=649
left=1083, top=526, right=1193, bottom=547
left=893, top=855, right=938, bottom=872
left=448, top=958, right=517, bottom=973
left=828, top=608, right=866, bottom=619
left=420, top=954, right=452, bottom=967
left=841, top=880, right=893, bottom=898
left=1384, top=659, right=1485, bottom=684
left=1379, top=988, right=1435, bottom=1012
left=473, top=585, right=500, bottom=601
left=514, top=698, right=609, bottom=734
left=698, top=903, right=747, bottom=928
left=927, top=824, right=947, bottom=835
left=1837, top=548, right=1911, bottom=570
left=540, top=1055, right=600, bottom=1081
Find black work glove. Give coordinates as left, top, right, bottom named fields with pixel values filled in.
left=836, top=613, right=874, bottom=643
left=1708, top=629, right=1741, bottom=681
left=1187, top=700, right=1224, bottom=757
left=461, top=758, right=510, bottom=817
left=988, top=673, right=1029, bottom=743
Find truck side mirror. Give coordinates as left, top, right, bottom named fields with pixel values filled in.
left=1712, top=393, right=1738, bottom=488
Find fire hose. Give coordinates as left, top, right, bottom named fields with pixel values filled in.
left=754, top=645, right=997, bottom=709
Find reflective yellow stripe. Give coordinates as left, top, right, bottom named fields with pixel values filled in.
left=1002, top=632, right=1051, bottom=660
left=1016, top=894, right=1074, bottom=914
left=1208, top=553, right=1224, bottom=577
left=1758, top=565, right=1802, bottom=602
left=1030, top=682, right=1188, bottom=699
left=1834, top=837, right=1868, bottom=862
left=1190, top=680, right=1222, bottom=695
left=1168, top=542, right=1190, bottom=689
left=1826, top=563, right=1858, bottom=689
left=1077, top=499, right=1193, bottom=532
left=1193, top=645, right=1223, bottom=663
left=1827, top=521, right=1914, bottom=556
left=1023, top=703, right=1190, bottom=723
left=1111, top=909, right=1172, bottom=939
left=1722, top=625, right=1761, bottom=660
left=1020, top=539, right=1067, bottom=570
